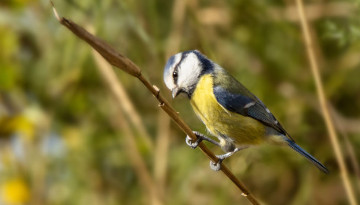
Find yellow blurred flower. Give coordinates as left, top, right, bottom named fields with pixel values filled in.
left=0, top=115, right=35, bottom=140
left=1, top=178, right=30, bottom=204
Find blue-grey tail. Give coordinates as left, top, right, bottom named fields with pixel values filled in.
left=286, top=139, right=329, bottom=174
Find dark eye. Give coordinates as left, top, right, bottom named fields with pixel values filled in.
left=173, top=71, right=178, bottom=82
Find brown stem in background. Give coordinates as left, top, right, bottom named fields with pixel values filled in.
left=92, top=39, right=154, bottom=152
left=330, top=106, right=360, bottom=194
left=154, top=111, right=170, bottom=199
left=109, top=104, right=162, bottom=205
left=153, top=0, right=189, bottom=198
left=51, top=2, right=260, bottom=205
left=92, top=49, right=162, bottom=205
left=295, top=0, right=358, bottom=204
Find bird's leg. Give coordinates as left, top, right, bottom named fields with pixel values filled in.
left=185, top=131, right=220, bottom=149
left=209, top=146, right=249, bottom=171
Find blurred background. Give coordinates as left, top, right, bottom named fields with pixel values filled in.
left=0, top=0, right=360, bottom=204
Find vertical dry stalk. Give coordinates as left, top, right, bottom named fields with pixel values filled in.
left=295, top=0, right=358, bottom=204
left=92, top=43, right=154, bottom=152
left=51, top=3, right=260, bottom=204
left=90, top=26, right=158, bottom=201
left=165, top=0, right=188, bottom=56
left=308, top=97, right=360, bottom=187
left=341, top=131, right=360, bottom=191
left=110, top=109, right=162, bottom=205
left=154, top=111, right=170, bottom=197
left=93, top=50, right=162, bottom=205
left=330, top=107, right=360, bottom=192
left=153, top=0, right=189, bottom=198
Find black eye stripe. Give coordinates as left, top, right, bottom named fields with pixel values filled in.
left=172, top=53, right=187, bottom=84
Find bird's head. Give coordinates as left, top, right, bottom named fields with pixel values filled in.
left=163, top=50, right=213, bottom=98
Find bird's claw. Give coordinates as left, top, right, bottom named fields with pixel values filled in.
left=210, top=161, right=221, bottom=171
left=185, top=131, right=243, bottom=171
left=185, top=135, right=202, bottom=149
left=209, top=150, right=244, bottom=171
left=209, top=157, right=224, bottom=171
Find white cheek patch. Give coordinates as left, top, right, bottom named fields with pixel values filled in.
left=177, top=53, right=202, bottom=89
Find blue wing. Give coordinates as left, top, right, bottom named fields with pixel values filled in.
left=213, top=83, right=292, bottom=140
left=210, top=69, right=331, bottom=172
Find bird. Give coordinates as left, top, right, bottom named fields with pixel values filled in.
left=163, top=50, right=328, bottom=173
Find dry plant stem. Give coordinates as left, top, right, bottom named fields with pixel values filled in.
left=93, top=51, right=162, bottom=205
left=154, top=111, right=170, bottom=197
left=90, top=25, right=159, bottom=200
left=153, top=0, right=189, bottom=196
left=92, top=46, right=154, bottom=151
left=138, top=76, right=260, bottom=205
left=332, top=109, right=360, bottom=191
left=341, top=131, right=360, bottom=191
left=109, top=105, right=162, bottom=205
left=51, top=4, right=260, bottom=205
left=295, top=0, right=358, bottom=204
left=165, top=0, right=188, bottom=56
left=307, top=96, right=360, bottom=185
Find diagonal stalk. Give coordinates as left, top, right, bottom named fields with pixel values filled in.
left=295, top=0, right=357, bottom=204
left=51, top=2, right=260, bottom=205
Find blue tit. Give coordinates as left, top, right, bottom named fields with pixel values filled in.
left=163, top=50, right=328, bottom=173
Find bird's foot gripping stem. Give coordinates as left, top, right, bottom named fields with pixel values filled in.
left=185, top=131, right=220, bottom=149
left=209, top=146, right=248, bottom=171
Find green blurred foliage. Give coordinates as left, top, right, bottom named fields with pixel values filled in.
left=0, top=0, right=359, bottom=204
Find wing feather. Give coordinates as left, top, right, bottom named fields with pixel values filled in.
left=212, top=71, right=293, bottom=141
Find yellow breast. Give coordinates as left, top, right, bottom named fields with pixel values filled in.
left=190, top=74, right=265, bottom=145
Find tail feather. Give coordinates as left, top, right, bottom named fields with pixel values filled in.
left=286, top=139, right=329, bottom=174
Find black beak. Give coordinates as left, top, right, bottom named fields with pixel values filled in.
left=172, top=87, right=181, bottom=98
